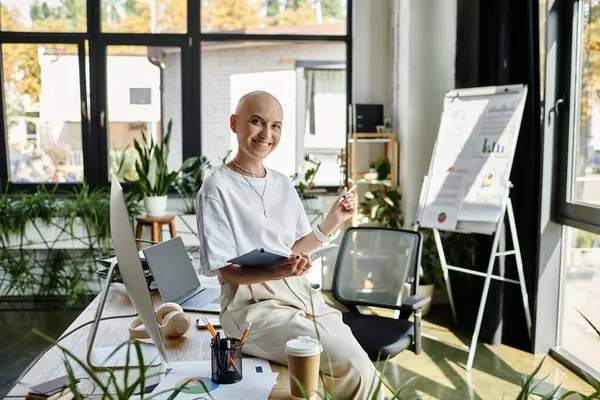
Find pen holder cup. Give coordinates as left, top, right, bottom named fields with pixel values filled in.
left=210, top=338, right=243, bottom=384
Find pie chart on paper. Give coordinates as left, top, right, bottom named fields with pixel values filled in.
left=437, top=212, right=447, bottom=223
left=177, top=377, right=219, bottom=394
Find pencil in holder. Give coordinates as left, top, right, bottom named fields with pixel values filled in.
left=210, top=337, right=243, bottom=384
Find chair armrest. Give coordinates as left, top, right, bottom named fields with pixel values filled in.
left=400, top=295, right=431, bottom=313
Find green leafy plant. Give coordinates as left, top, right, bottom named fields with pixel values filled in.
left=358, top=188, right=403, bottom=229
left=296, top=168, right=318, bottom=195
left=111, top=145, right=140, bottom=182
left=62, top=183, right=111, bottom=244
left=127, top=120, right=194, bottom=197
left=517, top=355, right=599, bottom=399
left=174, top=156, right=212, bottom=214
left=0, top=183, right=143, bottom=304
left=0, top=189, right=18, bottom=244
left=371, top=158, right=391, bottom=181
left=32, top=330, right=210, bottom=400
left=516, top=311, right=600, bottom=399
left=11, top=184, right=61, bottom=236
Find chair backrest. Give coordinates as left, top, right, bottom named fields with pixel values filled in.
left=332, top=227, right=423, bottom=309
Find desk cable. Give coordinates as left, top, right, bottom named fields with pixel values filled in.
left=5, top=313, right=137, bottom=398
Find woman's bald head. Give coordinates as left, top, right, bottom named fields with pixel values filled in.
left=234, top=90, right=283, bottom=116
left=230, top=91, right=284, bottom=163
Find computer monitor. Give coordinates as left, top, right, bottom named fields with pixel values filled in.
left=86, top=176, right=167, bottom=368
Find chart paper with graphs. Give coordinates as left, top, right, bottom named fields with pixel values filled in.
left=418, top=84, right=528, bottom=234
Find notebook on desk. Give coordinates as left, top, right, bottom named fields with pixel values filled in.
left=142, top=237, right=220, bottom=313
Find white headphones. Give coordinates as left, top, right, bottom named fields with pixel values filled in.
left=128, top=302, right=191, bottom=341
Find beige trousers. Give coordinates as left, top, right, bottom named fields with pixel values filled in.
left=220, top=277, right=383, bottom=400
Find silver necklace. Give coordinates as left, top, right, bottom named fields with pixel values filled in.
left=231, top=160, right=265, bottom=176
left=231, top=162, right=269, bottom=217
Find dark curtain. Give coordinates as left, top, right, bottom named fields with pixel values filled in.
left=453, top=0, right=541, bottom=351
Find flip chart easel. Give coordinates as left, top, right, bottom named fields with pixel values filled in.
left=415, top=84, right=532, bottom=371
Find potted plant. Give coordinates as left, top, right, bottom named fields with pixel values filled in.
left=371, top=158, right=391, bottom=181
left=358, top=188, right=403, bottom=228
left=295, top=168, right=319, bottom=199
left=174, top=156, right=212, bottom=214
left=128, top=120, right=193, bottom=217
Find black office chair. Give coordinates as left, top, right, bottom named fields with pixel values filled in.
left=332, top=227, right=431, bottom=361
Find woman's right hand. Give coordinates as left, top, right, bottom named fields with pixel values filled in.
left=273, top=253, right=311, bottom=279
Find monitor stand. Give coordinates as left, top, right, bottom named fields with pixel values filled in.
left=86, top=259, right=161, bottom=369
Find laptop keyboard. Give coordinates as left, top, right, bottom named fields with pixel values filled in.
left=182, top=287, right=220, bottom=307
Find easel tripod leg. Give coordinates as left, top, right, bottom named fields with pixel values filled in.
left=433, top=229, right=458, bottom=324
left=507, top=199, right=532, bottom=339
left=466, top=214, right=505, bottom=371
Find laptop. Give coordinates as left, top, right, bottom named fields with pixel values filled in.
left=142, top=237, right=221, bottom=313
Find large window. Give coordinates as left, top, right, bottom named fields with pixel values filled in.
left=0, top=0, right=86, bottom=32
left=0, top=1, right=351, bottom=189
left=2, top=43, right=86, bottom=183
left=568, top=0, right=600, bottom=209
left=556, top=0, right=600, bottom=234
left=200, top=0, right=346, bottom=35
left=105, top=45, right=183, bottom=182
left=101, top=0, right=187, bottom=33
left=547, top=0, right=600, bottom=379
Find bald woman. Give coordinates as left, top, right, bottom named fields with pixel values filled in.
left=196, top=91, right=381, bottom=399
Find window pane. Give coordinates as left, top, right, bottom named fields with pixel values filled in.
left=200, top=0, right=346, bottom=35
left=2, top=43, right=85, bottom=183
left=201, top=41, right=346, bottom=186
left=107, top=45, right=182, bottom=182
left=559, top=227, right=600, bottom=372
left=539, top=0, right=546, bottom=101
left=101, top=0, right=186, bottom=33
left=0, top=0, right=86, bottom=32
left=570, top=0, right=600, bottom=208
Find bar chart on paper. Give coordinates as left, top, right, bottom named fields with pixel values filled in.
left=481, top=138, right=506, bottom=154
left=419, top=84, right=528, bottom=233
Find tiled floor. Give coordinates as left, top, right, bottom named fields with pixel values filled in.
left=560, top=258, right=600, bottom=373
left=1, top=295, right=597, bottom=400
left=0, top=302, right=84, bottom=399
left=348, top=302, right=597, bottom=400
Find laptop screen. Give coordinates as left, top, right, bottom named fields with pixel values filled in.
left=142, top=237, right=201, bottom=303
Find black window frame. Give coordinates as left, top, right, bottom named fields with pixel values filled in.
left=0, top=0, right=353, bottom=192
left=542, top=0, right=600, bottom=382
left=0, top=33, right=89, bottom=191
left=554, top=0, right=600, bottom=235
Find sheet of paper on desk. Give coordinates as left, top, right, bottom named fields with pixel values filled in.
left=147, top=359, right=278, bottom=400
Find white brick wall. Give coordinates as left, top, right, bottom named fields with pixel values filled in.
left=200, top=42, right=346, bottom=167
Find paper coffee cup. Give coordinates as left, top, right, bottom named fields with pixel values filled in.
left=285, top=336, right=323, bottom=400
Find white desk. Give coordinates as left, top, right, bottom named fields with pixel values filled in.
left=4, top=284, right=294, bottom=399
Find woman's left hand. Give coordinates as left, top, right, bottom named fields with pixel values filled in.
left=326, top=187, right=357, bottom=226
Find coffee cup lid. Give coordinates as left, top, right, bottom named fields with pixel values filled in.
left=285, top=336, right=323, bottom=357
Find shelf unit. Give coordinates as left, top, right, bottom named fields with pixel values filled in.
left=346, top=132, right=398, bottom=226
left=347, top=132, right=398, bottom=190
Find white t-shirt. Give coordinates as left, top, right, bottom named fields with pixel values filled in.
left=196, top=165, right=312, bottom=277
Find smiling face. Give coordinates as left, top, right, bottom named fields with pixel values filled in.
left=230, top=92, right=283, bottom=162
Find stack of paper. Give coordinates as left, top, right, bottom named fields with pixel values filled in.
left=147, top=359, right=278, bottom=400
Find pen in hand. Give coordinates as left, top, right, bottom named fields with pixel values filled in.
left=338, top=184, right=357, bottom=204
